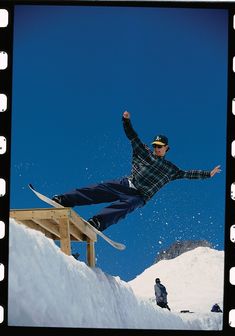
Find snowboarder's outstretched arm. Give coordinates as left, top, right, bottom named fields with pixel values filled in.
left=122, top=111, right=138, bottom=141
left=173, top=165, right=221, bottom=180
left=122, top=111, right=150, bottom=156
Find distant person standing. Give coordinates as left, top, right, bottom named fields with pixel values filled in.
left=211, top=303, right=222, bottom=313
left=154, top=278, right=171, bottom=311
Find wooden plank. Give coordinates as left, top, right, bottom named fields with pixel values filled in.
left=17, top=220, right=56, bottom=239
left=10, top=208, right=70, bottom=221
left=69, top=225, right=85, bottom=241
left=16, top=219, right=42, bottom=232
left=58, top=218, right=71, bottom=255
left=68, top=210, right=97, bottom=241
left=32, top=219, right=60, bottom=238
left=87, top=238, right=95, bottom=267
left=44, top=214, right=86, bottom=242
left=10, top=208, right=98, bottom=266
left=10, top=208, right=96, bottom=240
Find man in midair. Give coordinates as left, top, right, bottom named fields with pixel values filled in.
left=52, top=111, right=221, bottom=231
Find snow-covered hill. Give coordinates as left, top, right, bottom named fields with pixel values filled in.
left=129, top=246, right=224, bottom=313
left=8, top=219, right=223, bottom=330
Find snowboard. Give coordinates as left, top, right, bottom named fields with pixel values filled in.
left=28, top=184, right=126, bottom=250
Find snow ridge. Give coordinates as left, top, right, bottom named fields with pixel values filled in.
left=129, top=246, right=224, bottom=314
left=8, top=219, right=223, bottom=330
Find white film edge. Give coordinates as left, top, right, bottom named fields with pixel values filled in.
left=0, top=136, right=6, bottom=155
left=0, top=9, right=8, bottom=28
left=0, top=94, right=7, bottom=112
left=0, top=51, right=7, bottom=70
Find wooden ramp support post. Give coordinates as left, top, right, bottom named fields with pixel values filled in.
left=87, top=238, right=95, bottom=268
left=59, top=218, right=71, bottom=256
left=10, top=208, right=97, bottom=267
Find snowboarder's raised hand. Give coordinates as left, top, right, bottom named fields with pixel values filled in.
left=123, top=111, right=130, bottom=119
left=210, top=165, right=221, bottom=177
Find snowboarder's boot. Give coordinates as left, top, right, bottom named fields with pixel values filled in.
left=88, top=217, right=101, bottom=231
left=52, top=194, right=70, bottom=207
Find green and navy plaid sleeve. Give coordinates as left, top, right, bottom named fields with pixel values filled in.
left=173, top=169, right=211, bottom=180
left=122, top=117, right=138, bottom=141
left=122, top=117, right=150, bottom=157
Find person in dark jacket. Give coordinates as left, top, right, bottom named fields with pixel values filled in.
left=52, top=111, right=221, bottom=231
left=211, top=303, right=222, bottom=312
left=154, top=278, right=171, bottom=311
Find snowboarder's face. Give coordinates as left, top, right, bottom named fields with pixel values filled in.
left=154, top=144, right=168, bottom=157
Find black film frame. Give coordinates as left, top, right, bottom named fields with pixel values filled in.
left=0, top=1, right=234, bottom=335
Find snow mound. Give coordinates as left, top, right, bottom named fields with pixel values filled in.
left=128, top=246, right=224, bottom=314
left=8, top=219, right=223, bottom=330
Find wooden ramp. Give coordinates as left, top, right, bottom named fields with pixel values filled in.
left=10, top=208, right=97, bottom=267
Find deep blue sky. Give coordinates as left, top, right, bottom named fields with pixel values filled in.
left=11, top=5, right=228, bottom=281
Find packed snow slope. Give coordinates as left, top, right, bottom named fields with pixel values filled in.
left=129, top=246, right=224, bottom=313
left=8, top=219, right=223, bottom=330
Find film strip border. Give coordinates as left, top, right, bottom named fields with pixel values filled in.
left=226, top=8, right=235, bottom=329
left=0, top=2, right=13, bottom=329
left=0, top=0, right=234, bottom=333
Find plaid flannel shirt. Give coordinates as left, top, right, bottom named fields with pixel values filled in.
left=123, top=117, right=211, bottom=201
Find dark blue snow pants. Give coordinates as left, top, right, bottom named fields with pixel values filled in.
left=61, top=178, right=146, bottom=231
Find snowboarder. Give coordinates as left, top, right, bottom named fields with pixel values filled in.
left=154, top=278, right=171, bottom=311
left=211, top=303, right=222, bottom=313
left=52, top=111, right=221, bottom=232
